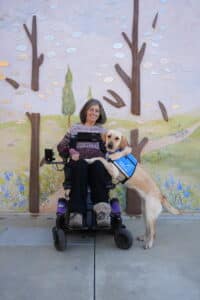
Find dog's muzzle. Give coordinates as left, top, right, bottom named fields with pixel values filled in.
left=107, top=142, right=113, bottom=150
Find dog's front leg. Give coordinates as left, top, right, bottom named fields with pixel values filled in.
left=109, top=146, right=132, bottom=161
left=85, top=157, right=119, bottom=179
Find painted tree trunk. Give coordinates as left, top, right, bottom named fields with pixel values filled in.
left=131, top=62, right=140, bottom=115
left=126, top=128, right=148, bottom=215
left=103, top=0, right=158, bottom=116
left=23, top=16, right=44, bottom=91
left=31, top=16, right=39, bottom=91
left=26, top=112, right=40, bottom=213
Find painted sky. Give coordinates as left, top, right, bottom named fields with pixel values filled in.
left=0, top=0, right=200, bottom=121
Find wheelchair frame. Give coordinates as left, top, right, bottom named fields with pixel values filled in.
left=44, top=132, right=133, bottom=251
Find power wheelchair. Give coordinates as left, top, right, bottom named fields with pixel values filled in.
left=44, top=132, right=133, bottom=251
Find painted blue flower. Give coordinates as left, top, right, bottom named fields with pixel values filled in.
left=4, top=171, right=13, bottom=181
left=168, top=175, right=175, bottom=186
left=18, top=183, right=25, bottom=193
left=183, top=190, right=190, bottom=198
left=156, top=174, right=161, bottom=183
left=18, top=200, right=26, bottom=208
left=16, top=177, right=23, bottom=185
left=164, top=180, right=170, bottom=189
left=177, top=181, right=183, bottom=191
left=1, top=185, right=7, bottom=192
left=4, top=191, right=10, bottom=199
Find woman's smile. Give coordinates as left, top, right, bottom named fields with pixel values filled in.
left=85, top=104, right=100, bottom=126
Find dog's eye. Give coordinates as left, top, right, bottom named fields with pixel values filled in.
left=115, top=137, right=120, bottom=141
left=107, top=135, right=111, bottom=139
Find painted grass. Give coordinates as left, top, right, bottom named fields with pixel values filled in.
left=142, top=127, right=200, bottom=209
left=139, top=113, right=200, bottom=140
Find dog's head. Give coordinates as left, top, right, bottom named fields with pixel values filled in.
left=102, top=129, right=128, bottom=153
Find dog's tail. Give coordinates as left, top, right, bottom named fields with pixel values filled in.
left=161, top=196, right=181, bottom=215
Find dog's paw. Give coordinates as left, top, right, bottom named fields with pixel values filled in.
left=143, top=239, right=154, bottom=249
left=85, top=158, right=94, bottom=164
left=109, top=153, right=122, bottom=161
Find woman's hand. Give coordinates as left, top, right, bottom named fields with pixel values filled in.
left=71, top=153, right=80, bottom=161
left=69, top=148, right=80, bottom=161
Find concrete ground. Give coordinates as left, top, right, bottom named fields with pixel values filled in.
left=0, top=213, right=200, bottom=300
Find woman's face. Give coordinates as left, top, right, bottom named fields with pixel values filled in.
left=85, top=104, right=100, bottom=125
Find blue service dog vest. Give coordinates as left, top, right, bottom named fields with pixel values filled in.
left=109, top=152, right=138, bottom=182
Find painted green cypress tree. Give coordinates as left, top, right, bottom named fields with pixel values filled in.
left=62, top=66, right=76, bottom=127
left=87, top=86, right=93, bottom=100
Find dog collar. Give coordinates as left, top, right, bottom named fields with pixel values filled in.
left=106, top=150, right=120, bottom=160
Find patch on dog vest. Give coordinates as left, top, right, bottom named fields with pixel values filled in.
left=112, top=153, right=138, bottom=178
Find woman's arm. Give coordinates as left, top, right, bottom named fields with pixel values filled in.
left=57, top=131, right=71, bottom=158
left=57, top=127, right=80, bottom=160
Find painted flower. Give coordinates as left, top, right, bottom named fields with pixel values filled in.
left=164, top=180, right=170, bottom=189
left=4, top=190, right=10, bottom=199
left=183, top=190, right=190, bottom=198
left=18, top=200, right=26, bottom=208
left=177, top=181, right=183, bottom=191
left=18, top=183, right=25, bottom=193
left=168, top=175, right=175, bottom=186
left=4, top=171, right=13, bottom=181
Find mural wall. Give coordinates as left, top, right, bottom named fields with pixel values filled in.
left=0, top=0, right=200, bottom=212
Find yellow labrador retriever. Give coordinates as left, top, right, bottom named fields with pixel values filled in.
left=86, top=129, right=180, bottom=249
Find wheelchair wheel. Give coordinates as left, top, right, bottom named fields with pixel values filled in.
left=52, top=226, right=66, bottom=251
left=114, top=228, right=133, bottom=249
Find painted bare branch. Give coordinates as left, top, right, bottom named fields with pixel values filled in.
left=138, top=42, right=146, bottom=63
left=158, top=101, right=169, bottom=122
left=23, top=24, right=32, bottom=42
left=23, top=15, right=44, bottom=91
left=130, top=128, right=148, bottom=162
left=122, top=32, right=132, bottom=50
left=152, top=12, right=159, bottom=29
left=103, top=89, right=125, bottom=108
left=115, top=64, right=131, bottom=89
left=137, top=137, right=148, bottom=158
left=38, top=54, right=44, bottom=66
left=5, top=77, right=20, bottom=89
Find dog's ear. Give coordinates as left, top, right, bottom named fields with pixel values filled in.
left=119, top=136, right=129, bottom=149
left=101, top=132, right=107, bottom=142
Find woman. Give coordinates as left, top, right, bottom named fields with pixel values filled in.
left=57, top=99, right=111, bottom=227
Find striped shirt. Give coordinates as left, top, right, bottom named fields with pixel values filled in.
left=57, top=123, right=106, bottom=159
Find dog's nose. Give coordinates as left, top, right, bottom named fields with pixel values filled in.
left=107, top=142, right=113, bottom=149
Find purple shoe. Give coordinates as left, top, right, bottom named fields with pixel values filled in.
left=56, top=198, right=68, bottom=215
left=110, top=198, right=121, bottom=216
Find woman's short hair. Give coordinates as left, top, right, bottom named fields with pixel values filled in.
left=79, top=98, right=107, bottom=124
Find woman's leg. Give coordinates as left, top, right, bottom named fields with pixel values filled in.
left=69, top=159, right=88, bottom=214
left=88, top=160, right=111, bottom=204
